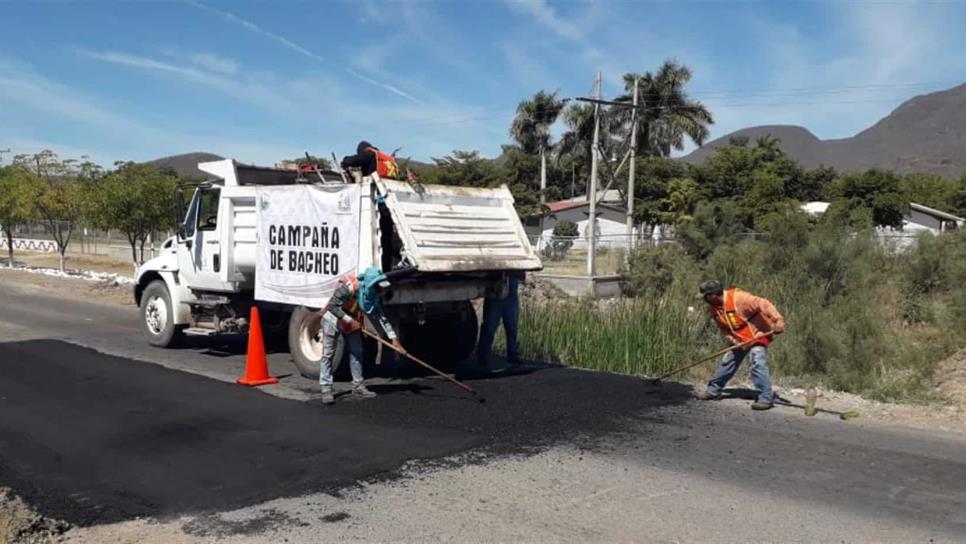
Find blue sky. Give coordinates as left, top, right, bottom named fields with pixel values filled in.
left=2, top=0, right=966, bottom=168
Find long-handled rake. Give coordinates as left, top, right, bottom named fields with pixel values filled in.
left=646, top=333, right=773, bottom=387
left=359, top=328, right=480, bottom=400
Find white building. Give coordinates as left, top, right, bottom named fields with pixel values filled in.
left=801, top=200, right=964, bottom=248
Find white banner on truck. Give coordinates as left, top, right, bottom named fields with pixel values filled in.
left=254, top=184, right=361, bottom=307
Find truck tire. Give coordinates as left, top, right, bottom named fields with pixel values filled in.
left=288, top=306, right=343, bottom=380
left=140, top=280, right=183, bottom=348
left=400, top=301, right=478, bottom=368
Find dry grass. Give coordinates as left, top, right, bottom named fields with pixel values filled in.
left=540, top=249, right=625, bottom=276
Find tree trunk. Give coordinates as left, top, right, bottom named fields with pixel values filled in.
left=59, top=248, right=66, bottom=272
left=5, top=230, right=13, bottom=268
left=130, top=242, right=138, bottom=265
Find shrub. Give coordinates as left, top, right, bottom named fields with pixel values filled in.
left=544, top=220, right=578, bottom=261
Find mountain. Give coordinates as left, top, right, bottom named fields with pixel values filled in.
left=146, top=152, right=223, bottom=179
left=682, top=83, right=966, bottom=179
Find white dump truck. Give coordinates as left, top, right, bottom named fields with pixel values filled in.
left=134, top=159, right=542, bottom=378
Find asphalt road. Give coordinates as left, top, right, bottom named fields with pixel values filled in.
left=1, top=276, right=966, bottom=542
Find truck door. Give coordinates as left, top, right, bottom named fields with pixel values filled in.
left=177, top=186, right=233, bottom=291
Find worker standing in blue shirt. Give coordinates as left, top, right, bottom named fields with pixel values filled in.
left=477, top=272, right=523, bottom=367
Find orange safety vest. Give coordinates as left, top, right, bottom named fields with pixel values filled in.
left=337, top=274, right=365, bottom=334
left=368, top=147, right=399, bottom=179
left=712, top=288, right=757, bottom=344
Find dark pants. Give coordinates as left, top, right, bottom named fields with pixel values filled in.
left=477, top=296, right=519, bottom=365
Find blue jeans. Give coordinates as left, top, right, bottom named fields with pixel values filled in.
left=706, top=345, right=774, bottom=404
left=319, top=320, right=364, bottom=389
left=477, top=296, right=519, bottom=365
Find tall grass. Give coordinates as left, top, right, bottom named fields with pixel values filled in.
left=503, top=225, right=966, bottom=403
left=509, top=297, right=714, bottom=377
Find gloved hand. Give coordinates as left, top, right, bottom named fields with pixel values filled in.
left=341, top=314, right=360, bottom=329
left=391, top=338, right=404, bottom=353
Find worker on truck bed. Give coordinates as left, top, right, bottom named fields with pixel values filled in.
left=695, top=280, right=785, bottom=410
left=340, top=141, right=399, bottom=180
left=318, top=267, right=403, bottom=405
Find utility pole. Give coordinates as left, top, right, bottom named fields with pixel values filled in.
left=587, top=71, right=602, bottom=277
left=539, top=146, right=547, bottom=234
left=626, top=78, right=638, bottom=254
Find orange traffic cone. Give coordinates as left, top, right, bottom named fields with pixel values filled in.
left=237, top=306, right=279, bottom=386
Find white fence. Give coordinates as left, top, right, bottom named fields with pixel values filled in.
left=0, top=237, right=58, bottom=252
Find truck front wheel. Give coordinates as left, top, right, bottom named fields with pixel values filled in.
left=288, top=306, right=343, bottom=380
left=140, top=280, right=183, bottom=348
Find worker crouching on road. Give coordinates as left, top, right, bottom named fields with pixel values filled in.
left=318, top=267, right=403, bottom=405
left=696, top=280, right=785, bottom=410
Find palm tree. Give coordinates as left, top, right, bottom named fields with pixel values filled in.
left=614, top=60, right=713, bottom=158
left=510, top=90, right=566, bottom=212
left=555, top=102, right=597, bottom=194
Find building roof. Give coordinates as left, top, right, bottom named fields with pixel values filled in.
left=800, top=201, right=964, bottom=224
left=910, top=202, right=965, bottom=223
left=546, top=199, right=626, bottom=214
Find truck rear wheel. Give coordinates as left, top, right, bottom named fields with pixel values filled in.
left=288, top=306, right=343, bottom=380
left=140, top=280, right=183, bottom=348
left=399, top=302, right=478, bottom=369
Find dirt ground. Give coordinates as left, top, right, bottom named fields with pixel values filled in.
left=0, top=488, right=68, bottom=544
left=0, top=268, right=133, bottom=307
left=7, top=251, right=136, bottom=277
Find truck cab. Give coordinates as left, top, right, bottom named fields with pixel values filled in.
left=135, top=159, right=542, bottom=378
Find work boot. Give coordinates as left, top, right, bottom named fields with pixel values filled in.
left=695, top=390, right=722, bottom=401
left=751, top=401, right=773, bottom=411
left=321, top=388, right=335, bottom=405
left=351, top=382, right=377, bottom=399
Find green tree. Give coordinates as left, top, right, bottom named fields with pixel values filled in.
left=89, top=162, right=179, bottom=264
left=952, top=174, right=966, bottom=217
left=545, top=219, right=579, bottom=261
left=828, top=170, right=908, bottom=229
left=499, top=147, right=545, bottom=218
left=510, top=90, right=565, bottom=155
left=900, top=173, right=958, bottom=211
left=556, top=103, right=597, bottom=188
left=12, top=150, right=100, bottom=271
left=426, top=150, right=499, bottom=188
left=614, top=60, right=713, bottom=157
left=0, top=165, right=40, bottom=267
left=510, top=90, right=566, bottom=215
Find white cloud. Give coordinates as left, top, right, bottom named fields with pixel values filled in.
left=184, top=0, right=422, bottom=103
left=504, top=0, right=584, bottom=42
left=183, top=0, right=324, bottom=62
left=79, top=49, right=298, bottom=114
left=0, top=58, right=173, bottom=147
left=189, top=52, right=239, bottom=75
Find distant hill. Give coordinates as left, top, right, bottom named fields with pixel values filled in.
left=682, top=83, right=966, bottom=179
left=146, top=152, right=223, bottom=179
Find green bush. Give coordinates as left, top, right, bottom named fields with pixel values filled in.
left=515, top=227, right=966, bottom=403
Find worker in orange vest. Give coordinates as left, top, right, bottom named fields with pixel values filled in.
left=695, top=280, right=785, bottom=410
left=340, top=141, right=399, bottom=180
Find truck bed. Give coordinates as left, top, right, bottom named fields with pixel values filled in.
left=378, top=180, right=542, bottom=273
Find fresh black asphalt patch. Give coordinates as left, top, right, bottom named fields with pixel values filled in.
left=0, top=339, right=689, bottom=526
